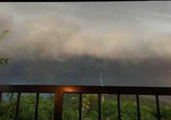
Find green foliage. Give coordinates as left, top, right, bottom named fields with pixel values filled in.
left=19, top=94, right=36, bottom=120
left=0, top=98, right=16, bottom=120
left=0, top=30, right=9, bottom=41
left=62, top=94, right=79, bottom=120
left=82, top=94, right=98, bottom=120
left=1, top=94, right=171, bottom=120
left=0, top=30, right=11, bottom=65
left=102, top=99, right=118, bottom=120
left=140, top=105, right=156, bottom=120
left=161, top=106, right=171, bottom=120
left=62, top=94, right=171, bottom=120
left=0, top=94, right=54, bottom=120
left=0, top=58, right=11, bottom=65
left=37, top=95, right=54, bottom=120
left=121, top=100, right=137, bottom=120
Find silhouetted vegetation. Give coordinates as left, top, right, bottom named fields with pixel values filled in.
left=0, top=30, right=11, bottom=65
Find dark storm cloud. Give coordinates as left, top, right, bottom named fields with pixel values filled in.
left=0, top=2, right=171, bottom=86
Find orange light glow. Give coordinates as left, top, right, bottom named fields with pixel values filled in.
left=63, top=87, right=76, bottom=93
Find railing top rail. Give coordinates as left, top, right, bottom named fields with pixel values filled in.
left=0, top=85, right=171, bottom=95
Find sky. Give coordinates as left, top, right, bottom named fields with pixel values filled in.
left=1, top=2, right=171, bottom=86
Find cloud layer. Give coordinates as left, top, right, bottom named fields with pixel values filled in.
left=0, top=2, right=171, bottom=62
left=1, top=3, right=171, bottom=86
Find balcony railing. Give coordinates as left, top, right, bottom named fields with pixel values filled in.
left=0, top=85, right=171, bottom=120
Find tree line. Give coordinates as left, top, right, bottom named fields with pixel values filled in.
left=1, top=94, right=171, bottom=120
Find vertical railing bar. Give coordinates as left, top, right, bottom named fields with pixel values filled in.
left=35, top=93, right=40, bottom=120
left=79, top=93, right=82, bottom=120
left=156, top=95, right=161, bottom=120
left=54, top=91, right=63, bottom=120
left=15, top=92, right=21, bottom=120
left=136, top=94, right=141, bottom=120
left=117, top=94, right=121, bottom=120
left=98, top=94, right=101, bottom=120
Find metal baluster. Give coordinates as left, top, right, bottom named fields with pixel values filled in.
left=117, top=94, right=121, bottom=120
left=156, top=95, right=161, bottom=120
left=79, top=93, right=82, bottom=120
left=35, top=93, right=40, bottom=120
left=15, top=92, right=21, bottom=120
left=136, top=94, right=141, bottom=120
left=98, top=94, right=101, bottom=120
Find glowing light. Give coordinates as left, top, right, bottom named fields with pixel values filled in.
left=63, top=87, right=76, bottom=92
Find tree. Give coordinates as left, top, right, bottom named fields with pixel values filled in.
left=0, top=94, right=54, bottom=120
left=1, top=94, right=171, bottom=120
left=0, top=30, right=11, bottom=65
